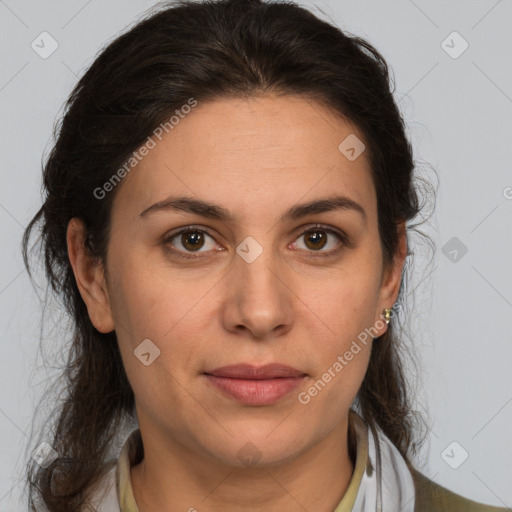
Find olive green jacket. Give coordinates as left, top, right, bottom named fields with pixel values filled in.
left=410, top=467, right=510, bottom=512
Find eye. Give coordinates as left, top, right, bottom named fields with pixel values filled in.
left=164, top=226, right=220, bottom=259
left=292, top=224, right=349, bottom=257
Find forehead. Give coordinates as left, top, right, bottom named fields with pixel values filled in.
left=110, top=94, right=376, bottom=225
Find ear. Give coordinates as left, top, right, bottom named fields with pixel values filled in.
left=66, top=217, right=115, bottom=333
left=373, top=219, right=407, bottom=337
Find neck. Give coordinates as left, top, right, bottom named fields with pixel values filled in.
left=131, top=416, right=356, bottom=512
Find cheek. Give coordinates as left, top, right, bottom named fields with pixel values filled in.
left=296, top=271, right=378, bottom=404
left=107, top=260, right=215, bottom=385
left=108, top=269, right=205, bottom=422
left=107, top=250, right=196, bottom=339
left=302, top=269, right=381, bottom=344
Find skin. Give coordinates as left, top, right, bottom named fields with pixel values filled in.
left=67, top=94, right=407, bottom=511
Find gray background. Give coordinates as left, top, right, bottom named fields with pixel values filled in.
left=1, top=0, right=511, bottom=510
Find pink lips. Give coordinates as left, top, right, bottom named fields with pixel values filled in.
left=204, top=363, right=307, bottom=405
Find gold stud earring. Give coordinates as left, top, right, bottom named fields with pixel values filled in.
left=383, top=308, right=392, bottom=324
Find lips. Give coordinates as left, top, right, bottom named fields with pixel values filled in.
left=203, top=363, right=307, bottom=405
left=204, top=363, right=306, bottom=379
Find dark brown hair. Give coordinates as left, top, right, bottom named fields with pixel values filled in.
left=22, top=0, right=435, bottom=510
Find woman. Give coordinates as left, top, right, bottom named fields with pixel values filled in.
left=22, top=0, right=508, bottom=510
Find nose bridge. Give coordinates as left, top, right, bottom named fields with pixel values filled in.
left=228, top=233, right=292, bottom=335
left=235, top=234, right=280, bottom=296
left=252, top=258, right=280, bottom=287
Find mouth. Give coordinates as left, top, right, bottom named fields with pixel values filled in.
left=203, top=363, right=307, bottom=405
left=204, top=362, right=306, bottom=379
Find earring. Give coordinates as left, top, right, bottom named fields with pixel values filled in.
left=383, top=308, right=392, bottom=324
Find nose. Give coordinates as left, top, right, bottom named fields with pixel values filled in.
left=220, top=243, right=294, bottom=341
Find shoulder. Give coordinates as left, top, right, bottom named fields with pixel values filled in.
left=410, top=467, right=509, bottom=512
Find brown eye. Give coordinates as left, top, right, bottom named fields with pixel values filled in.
left=303, top=229, right=328, bottom=251
left=180, top=230, right=205, bottom=251
left=164, top=227, right=219, bottom=259
left=293, top=225, right=348, bottom=257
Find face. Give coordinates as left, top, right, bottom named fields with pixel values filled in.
left=68, top=94, right=405, bottom=468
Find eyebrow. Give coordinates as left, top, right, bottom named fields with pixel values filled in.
left=139, top=194, right=366, bottom=224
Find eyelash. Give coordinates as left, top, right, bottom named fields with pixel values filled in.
left=163, top=224, right=351, bottom=260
